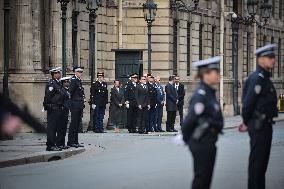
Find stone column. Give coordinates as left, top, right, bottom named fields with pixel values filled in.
left=32, top=0, right=42, bottom=71
left=14, top=0, right=34, bottom=72
left=50, top=0, right=62, bottom=68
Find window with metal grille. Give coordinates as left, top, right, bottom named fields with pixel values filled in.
left=247, top=32, right=251, bottom=76
left=212, top=25, right=216, bottom=56
left=199, top=24, right=203, bottom=60
left=278, top=38, right=282, bottom=77
left=187, top=21, right=191, bottom=76
left=173, top=19, right=178, bottom=75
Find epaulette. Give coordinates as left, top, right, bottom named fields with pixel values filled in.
left=258, top=72, right=264, bottom=79
left=198, top=89, right=206, bottom=96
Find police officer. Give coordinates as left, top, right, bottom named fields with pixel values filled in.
left=124, top=73, right=138, bottom=133
left=239, top=44, right=278, bottom=189
left=91, top=71, right=108, bottom=133
left=43, top=67, right=67, bottom=151
left=146, top=74, right=158, bottom=132
left=56, top=76, right=71, bottom=149
left=67, top=66, right=85, bottom=148
left=182, top=57, right=224, bottom=189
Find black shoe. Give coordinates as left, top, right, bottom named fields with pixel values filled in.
left=58, top=145, right=70, bottom=150
left=69, top=143, right=79, bottom=148
left=46, top=146, right=62, bottom=151
left=76, top=144, right=84, bottom=148
left=172, top=129, right=178, bottom=132
left=138, top=131, right=144, bottom=134
left=166, top=129, right=173, bottom=132
left=144, top=131, right=149, bottom=134
left=159, top=129, right=165, bottom=132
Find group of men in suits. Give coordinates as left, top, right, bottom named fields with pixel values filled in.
left=123, top=73, right=185, bottom=134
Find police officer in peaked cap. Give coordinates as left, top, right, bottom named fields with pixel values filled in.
left=239, top=44, right=278, bottom=189
left=182, top=56, right=224, bottom=189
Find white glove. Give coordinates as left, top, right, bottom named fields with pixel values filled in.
left=173, top=133, right=186, bottom=146
left=126, top=104, right=130, bottom=109
left=92, top=104, right=96, bottom=109
left=119, top=104, right=123, bottom=107
left=148, top=105, right=151, bottom=110
left=138, top=105, right=142, bottom=109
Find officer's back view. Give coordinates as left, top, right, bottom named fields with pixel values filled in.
left=239, top=44, right=278, bottom=189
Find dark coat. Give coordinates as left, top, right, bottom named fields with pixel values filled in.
left=242, top=66, right=278, bottom=126
left=110, top=87, right=125, bottom=124
left=175, top=83, right=185, bottom=106
left=69, top=76, right=85, bottom=109
left=147, top=82, right=157, bottom=108
left=135, top=84, right=150, bottom=108
left=165, top=82, right=178, bottom=112
left=182, top=81, right=224, bottom=143
left=124, top=80, right=137, bottom=107
left=91, top=80, right=108, bottom=107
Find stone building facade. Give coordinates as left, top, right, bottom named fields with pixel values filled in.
left=0, top=0, right=284, bottom=131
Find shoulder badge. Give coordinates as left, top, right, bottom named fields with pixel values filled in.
left=194, top=102, right=205, bottom=115
left=254, top=85, right=262, bottom=94
left=49, top=87, right=54, bottom=91
left=198, top=89, right=206, bottom=96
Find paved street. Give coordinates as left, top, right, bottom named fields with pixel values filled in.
left=0, top=122, right=284, bottom=189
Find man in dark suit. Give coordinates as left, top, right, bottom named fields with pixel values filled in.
left=110, top=80, right=124, bottom=133
left=155, top=76, right=165, bottom=132
left=174, top=75, right=185, bottom=126
left=67, top=66, right=85, bottom=148
left=165, top=75, right=178, bottom=132
left=124, top=73, right=138, bottom=133
left=135, top=76, right=150, bottom=134
left=91, top=72, right=108, bottom=133
left=146, top=75, right=158, bottom=132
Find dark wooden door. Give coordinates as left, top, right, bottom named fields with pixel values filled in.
left=115, top=51, right=143, bottom=85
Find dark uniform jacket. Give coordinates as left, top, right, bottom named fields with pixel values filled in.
left=182, top=81, right=224, bottom=143
left=165, top=82, right=178, bottom=112
left=175, top=83, right=185, bottom=106
left=135, top=83, right=150, bottom=108
left=62, top=87, right=71, bottom=110
left=43, top=79, right=68, bottom=111
left=147, top=82, right=157, bottom=108
left=242, top=66, right=278, bottom=126
left=91, top=80, right=108, bottom=107
left=156, top=84, right=165, bottom=105
left=69, top=76, right=85, bottom=109
left=124, top=80, right=137, bottom=107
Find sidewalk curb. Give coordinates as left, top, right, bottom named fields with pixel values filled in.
left=0, top=148, right=85, bottom=169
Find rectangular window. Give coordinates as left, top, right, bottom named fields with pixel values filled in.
left=247, top=32, right=251, bottom=76
left=199, top=24, right=203, bottom=60
left=233, top=0, right=239, bottom=14
left=187, top=21, right=191, bottom=76
left=278, top=38, right=282, bottom=77
left=271, top=37, right=275, bottom=77
left=272, top=0, right=276, bottom=18
left=280, top=1, right=283, bottom=20
left=224, top=28, right=227, bottom=77
left=212, top=25, right=216, bottom=56
left=173, top=19, right=178, bottom=75
left=263, top=35, right=267, bottom=46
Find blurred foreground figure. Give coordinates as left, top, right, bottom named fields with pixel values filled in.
left=182, top=56, right=224, bottom=189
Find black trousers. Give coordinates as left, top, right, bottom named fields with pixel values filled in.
left=188, top=140, right=217, bottom=189
left=137, top=107, right=148, bottom=132
left=248, top=123, right=273, bottom=189
left=127, top=106, right=137, bottom=132
left=166, top=111, right=176, bottom=131
left=56, top=109, right=69, bottom=146
left=177, top=104, right=184, bottom=126
left=46, top=109, right=62, bottom=148
left=68, top=108, right=83, bottom=145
